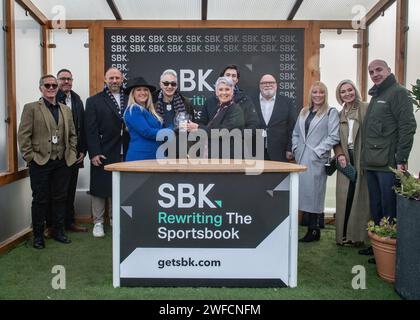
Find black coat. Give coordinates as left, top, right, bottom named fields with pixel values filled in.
left=57, top=90, right=87, bottom=168
left=255, top=93, right=297, bottom=162
left=85, top=90, right=129, bottom=197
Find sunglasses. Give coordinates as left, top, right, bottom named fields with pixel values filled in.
left=162, top=81, right=177, bottom=87
left=58, top=77, right=73, bottom=81
left=43, top=83, right=58, bottom=89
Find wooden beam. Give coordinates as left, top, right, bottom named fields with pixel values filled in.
left=41, top=26, right=51, bottom=75
left=106, top=0, right=122, bottom=20
left=0, top=227, right=32, bottom=255
left=395, top=0, right=408, bottom=85
left=287, top=0, right=303, bottom=20
left=47, top=20, right=93, bottom=29
left=357, top=29, right=369, bottom=101
left=303, top=21, right=321, bottom=107
left=15, top=0, right=48, bottom=25
left=0, top=170, right=29, bottom=187
left=201, top=0, right=208, bottom=21
left=5, top=0, right=17, bottom=175
left=89, top=22, right=105, bottom=95
left=365, top=0, right=396, bottom=26
left=318, top=21, right=353, bottom=29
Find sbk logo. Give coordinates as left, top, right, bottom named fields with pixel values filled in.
left=158, top=183, right=216, bottom=208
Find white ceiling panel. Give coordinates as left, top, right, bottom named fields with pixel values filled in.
left=30, top=0, right=115, bottom=20
left=115, top=0, right=201, bottom=20
left=295, top=0, right=380, bottom=20
left=208, top=0, right=296, bottom=20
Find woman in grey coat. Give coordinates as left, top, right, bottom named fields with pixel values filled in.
left=292, top=81, right=340, bottom=242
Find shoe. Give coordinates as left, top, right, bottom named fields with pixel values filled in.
left=358, top=246, right=374, bottom=256
left=93, top=223, right=105, bottom=238
left=33, top=237, right=45, bottom=249
left=65, top=223, right=88, bottom=232
left=53, top=231, right=72, bottom=244
left=368, top=258, right=376, bottom=264
left=44, top=227, right=55, bottom=239
left=299, top=229, right=320, bottom=242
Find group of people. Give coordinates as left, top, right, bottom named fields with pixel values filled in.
left=18, top=60, right=416, bottom=255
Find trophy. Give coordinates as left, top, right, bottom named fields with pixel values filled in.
left=174, top=111, right=190, bottom=132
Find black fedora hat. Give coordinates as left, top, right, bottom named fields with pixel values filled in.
left=124, top=76, right=156, bottom=95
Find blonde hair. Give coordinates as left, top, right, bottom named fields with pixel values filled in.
left=126, top=87, right=162, bottom=122
left=302, top=81, right=329, bottom=116
left=335, top=79, right=361, bottom=105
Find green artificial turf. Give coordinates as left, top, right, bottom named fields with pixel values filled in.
left=0, top=225, right=400, bottom=300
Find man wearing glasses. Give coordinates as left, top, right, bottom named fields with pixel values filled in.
left=256, top=74, right=297, bottom=162
left=18, top=75, right=77, bottom=249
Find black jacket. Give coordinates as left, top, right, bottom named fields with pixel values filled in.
left=255, top=93, right=297, bottom=162
left=85, top=90, right=130, bottom=197
left=57, top=90, right=87, bottom=167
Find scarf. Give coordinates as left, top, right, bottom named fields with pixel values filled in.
left=208, top=100, right=234, bottom=127
left=156, top=90, right=186, bottom=117
left=104, top=85, right=125, bottom=118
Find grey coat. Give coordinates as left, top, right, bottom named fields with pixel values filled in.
left=292, top=107, right=340, bottom=213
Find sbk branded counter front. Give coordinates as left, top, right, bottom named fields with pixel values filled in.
left=105, top=160, right=306, bottom=287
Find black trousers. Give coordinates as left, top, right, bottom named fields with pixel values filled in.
left=29, top=159, right=71, bottom=235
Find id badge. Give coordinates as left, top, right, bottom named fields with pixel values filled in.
left=166, top=104, right=172, bottom=111
left=52, top=135, right=58, bottom=144
left=262, top=129, right=267, bottom=138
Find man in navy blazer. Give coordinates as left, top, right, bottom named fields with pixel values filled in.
left=85, top=67, right=130, bottom=237
left=256, top=74, right=297, bottom=162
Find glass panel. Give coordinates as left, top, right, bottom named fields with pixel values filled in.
left=320, top=29, right=358, bottom=210
left=15, top=2, right=42, bottom=169
left=406, top=0, right=420, bottom=176
left=0, top=1, right=7, bottom=172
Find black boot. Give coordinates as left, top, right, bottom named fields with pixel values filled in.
left=300, top=212, right=309, bottom=226
left=319, top=212, right=325, bottom=229
left=299, top=228, right=320, bottom=242
left=53, top=228, right=71, bottom=244
left=32, top=225, right=45, bottom=249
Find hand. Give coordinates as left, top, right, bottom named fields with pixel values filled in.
left=397, top=163, right=407, bottom=172
left=286, top=151, right=293, bottom=160
left=76, top=152, right=85, bottom=164
left=91, top=155, right=106, bottom=166
left=337, top=154, right=347, bottom=168
left=186, top=120, right=199, bottom=133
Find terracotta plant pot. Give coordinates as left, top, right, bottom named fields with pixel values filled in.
left=368, top=231, right=397, bottom=283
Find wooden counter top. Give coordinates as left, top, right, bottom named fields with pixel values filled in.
left=105, top=159, right=306, bottom=173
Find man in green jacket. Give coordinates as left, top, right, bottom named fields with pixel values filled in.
left=360, top=60, right=417, bottom=256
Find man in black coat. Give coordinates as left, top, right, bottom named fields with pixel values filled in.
left=256, top=74, right=297, bottom=162
left=55, top=69, right=88, bottom=232
left=85, top=67, right=129, bottom=237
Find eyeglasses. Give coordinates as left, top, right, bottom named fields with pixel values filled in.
left=260, top=81, right=276, bottom=86
left=162, top=81, right=177, bottom=87
left=58, top=77, right=73, bottom=82
left=43, top=83, right=58, bottom=89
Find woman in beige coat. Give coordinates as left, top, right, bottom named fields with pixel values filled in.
left=334, top=80, right=370, bottom=245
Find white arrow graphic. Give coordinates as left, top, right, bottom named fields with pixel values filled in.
left=121, top=206, right=133, bottom=218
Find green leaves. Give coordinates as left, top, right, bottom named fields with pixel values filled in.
left=409, top=79, right=420, bottom=111
left=367, top=217, right=397, bottom=239
left=390, top=167, right=420, bottom=200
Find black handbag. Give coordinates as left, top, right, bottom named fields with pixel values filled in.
left=325, top=157, right=337, bottom=176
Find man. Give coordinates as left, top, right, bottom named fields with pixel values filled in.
left=197, top=64, right=259, bottom=158
left=85, top=67, right=129, bottom=238
left=360, top=60, right=417, bottom=257
left=256, top=74, right=297, bottom=162
left=18, top=75, right=77, bottom=249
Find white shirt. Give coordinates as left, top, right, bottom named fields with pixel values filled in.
left=348, top=119, right=355, bottom=149
left=65, top=93, right=72, bottom=110
left=112, top=93, right=121, bottom=107
left=259, top=93, right=276, bottom=125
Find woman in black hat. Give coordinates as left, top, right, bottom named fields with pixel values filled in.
left=123, top=77, right=167, bottom=161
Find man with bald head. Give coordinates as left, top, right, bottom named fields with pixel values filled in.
left=85, top=67, right=130, bottom=237
left=359, top=60, right=416, bottom=257
left=256, top=74, right=297, bottom=161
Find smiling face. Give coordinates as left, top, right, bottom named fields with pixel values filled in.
left=216, top=82, right=234, bottom=104
left=104, top=68, right=123, bottom=93
left=339, top=83, right=356, bottom=105
left=259, top=74, right=277, bottom=99
left=160, top=73, right=177, bottom=99
left=311, top=86, right=326, bottom=107
left=368, top=60, right=391, bottom=86
left=133, top=86, right=150, bottom=105
left=57, top=71, right=73, bottom=94
left=40, top=76, right=58, bottom=101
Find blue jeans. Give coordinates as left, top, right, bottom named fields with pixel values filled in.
left=365, top=170, right=396, bottom=224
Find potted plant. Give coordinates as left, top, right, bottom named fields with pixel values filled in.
left=390, top=168, right=420, bottom=299
left=367, top=217, right=397, bottom=283
left=408, top=78, right=420, bottom=112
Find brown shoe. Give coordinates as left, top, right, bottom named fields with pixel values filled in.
left=44, top=228, right=55, bottom=239
left=65, top=223, right=88, bottom=232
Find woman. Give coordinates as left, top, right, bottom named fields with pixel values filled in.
left=123, top=77, right=165, bottom=161
left=186, top=77, right=245, bottom=159
left=292, top=81, right=340, bottom=242
left=334, top=80, right=370, bottom=246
